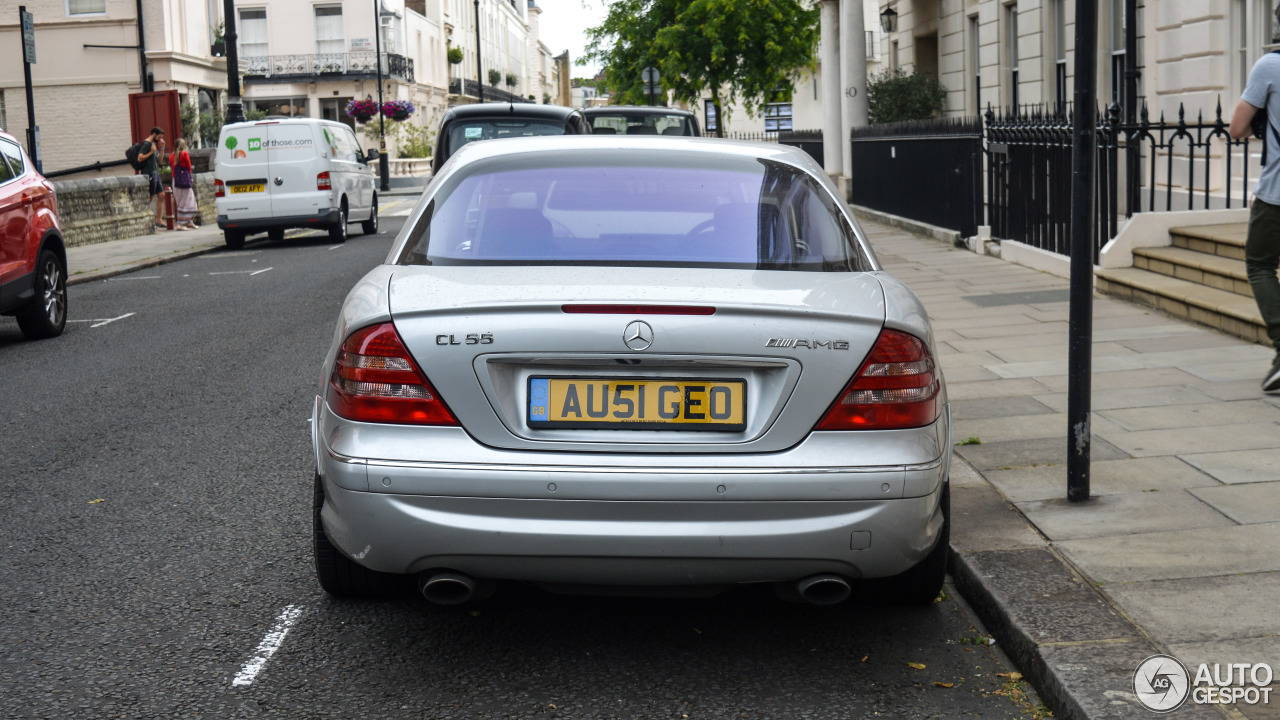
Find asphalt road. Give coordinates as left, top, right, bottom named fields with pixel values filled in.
left=0, top=205, right=1040, bottom=719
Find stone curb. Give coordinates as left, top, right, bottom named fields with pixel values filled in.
left=946, top=482, right=1229, bottom=720
left=68, top=243, right=223, bottom=287
left=848, top=204, right=963, bottom=246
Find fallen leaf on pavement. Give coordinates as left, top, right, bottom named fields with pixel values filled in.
left=933, top=682, right=954, bottom=688
left=907, top=662, right=926, bottom=670
left=88, top=499, right=105, bottom=504
left=997, top=672, right=1023, bottom=681
left=861, top=655, right=868, bottom=662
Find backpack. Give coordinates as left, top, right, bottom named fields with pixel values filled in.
left=125, top=142, right=147, bottom=172
left=1252, top=50, right=1280, bottom=166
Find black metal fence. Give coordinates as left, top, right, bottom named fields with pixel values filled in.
left=985, top=101, right=1250, bottom=260
left=242, top=52, right=414, bottom=83
left=779, top=130, right=824, bottom=166
left=849, top=118, right=984, bottom=238
left=448, top=78, right=532, bottom=104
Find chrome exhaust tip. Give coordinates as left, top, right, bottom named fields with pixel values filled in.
left=419, top=572, right=477, bottom=605
left=796, top=574, right=852, bottom=606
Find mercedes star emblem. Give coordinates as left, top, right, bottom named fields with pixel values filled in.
left=623, top=320, right=654, bottom=351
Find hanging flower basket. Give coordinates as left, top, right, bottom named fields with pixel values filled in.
left=345, top=98, right=379, bottom=124
left=381, top=100, right=416, bottom=122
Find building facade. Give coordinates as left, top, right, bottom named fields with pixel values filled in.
left=443, top=0, right=533, bottom=102
left=232, top=0, right=449, bottom=151
left=0, top=0, right=226, bottom=177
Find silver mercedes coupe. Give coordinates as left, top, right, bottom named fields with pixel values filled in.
left=311, top=136, right=951, bottom=606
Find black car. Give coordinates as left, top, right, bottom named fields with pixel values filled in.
left=432, top=103, right=591, bottom=173
left=582, top=106, right=702, bottom=137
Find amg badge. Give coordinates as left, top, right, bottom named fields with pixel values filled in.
left=766, top=338, right=849, bottom=349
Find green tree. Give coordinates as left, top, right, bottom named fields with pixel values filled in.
left=866, top=69, right=947, bottom=124
left=585, top=0, right=818, bottom=137
left=488, top=68, right=502, bottom=86
left=447, top=45, right=463, bottom=64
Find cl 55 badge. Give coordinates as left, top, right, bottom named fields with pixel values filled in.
left=437, top=333, right=494, bottom=345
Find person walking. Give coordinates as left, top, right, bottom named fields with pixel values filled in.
left=1230, top=33, right=1280, bottom=393
left=169, top=138, right=198, bottom=230
left=137, top=127, right=167, bottom=229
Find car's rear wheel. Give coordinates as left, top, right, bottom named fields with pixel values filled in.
left=16, top=248, right=67, bottom=340
left=863, top=484, right=949, bottom=605
left=268, top=228, right=285, bottom=242
left=224, top=229, right=245, bottom=250
left=328, top=204, right=347, bottom=243
left=313, top=474, right=398, bottom=598
left=361, top=194, right=378, bottom=235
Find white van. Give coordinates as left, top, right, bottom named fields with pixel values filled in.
left=214, top=118, right=378, bottom=249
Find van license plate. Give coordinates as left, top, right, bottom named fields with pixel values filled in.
left=230, top=184, right=264, bottom=193
left=527, top=377, right=746, bottom=431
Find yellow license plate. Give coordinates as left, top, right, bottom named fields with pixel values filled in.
left=230, top=184, right=264, bottom=193
left=528, top=377, right=746, bottom=431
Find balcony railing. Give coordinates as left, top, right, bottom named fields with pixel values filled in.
left=241, top=51, right=414, bottom=83
left=448, top=77, right=532, bottom=104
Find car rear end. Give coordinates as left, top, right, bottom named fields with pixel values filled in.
left=215, top=120, right=339, bottom=235
left=313, top=139, right=949, bottom=603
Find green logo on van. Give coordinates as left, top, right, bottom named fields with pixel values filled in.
left=247, top=138, right=262, bottom=151
left=225, top=136, right=238, bottom=150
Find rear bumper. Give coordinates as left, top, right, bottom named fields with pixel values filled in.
left=314, top=399, right=951, bottom=585
left=217, top=209, right=340, bottom=231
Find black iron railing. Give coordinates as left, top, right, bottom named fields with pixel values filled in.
left=850, top=117, right=985, bottom=238
left=985, top=100, right=1252, bottom=260
left=241, top=52, right=413, bottom=83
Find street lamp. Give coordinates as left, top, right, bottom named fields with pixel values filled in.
left=223, top=0, right=245, bottom=123
left=373, top=0, right=389, bottom=191
left=879, top=5, right=898, bottom=33
left=474, top=0, right=483, bottom=102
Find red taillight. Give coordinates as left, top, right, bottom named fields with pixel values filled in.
left=317, top=171, right=331, bottom=190
left=562, top=304, right=716, bottom=315
left=815, top=329, right=941, bottom=431
left=326, top=323, right=457, bottom=426
left=215, top=178, right=225, bottom=198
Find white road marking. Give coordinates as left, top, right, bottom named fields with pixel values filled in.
left=113, top=275, right=162, bottom=281
left=249, top=267, right=274, bottom=276
left=328, top=245, right=342, bottom=250
left=231, top=605, right=305, bottom=687
left=208, top=270, right=255, bottom=275
left=84, top=313, right=136, bottom=328
left=386, top=208, right=413, bottom=217
left=200, top=251, right=261, bottom=258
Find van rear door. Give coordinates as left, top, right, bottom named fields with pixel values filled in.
left=266, top=123, right=325, bottom=218
left=216, top=124, right=273, bottom=222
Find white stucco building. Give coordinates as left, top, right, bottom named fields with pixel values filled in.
left=0, top=0, right=227, bottom=176
left=232, top=0, right=450, bottom=149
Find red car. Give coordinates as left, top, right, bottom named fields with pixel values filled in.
left=0, top=131, right=66, bottom=339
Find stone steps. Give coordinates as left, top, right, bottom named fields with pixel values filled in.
left=1096, top=222, right=1267, bottom=345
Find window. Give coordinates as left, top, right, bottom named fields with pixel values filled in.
left=399, top=158, right=865, bottom=272
left=315, top=6, right=344, bottom=58
left=1006, top=5, right=1019, bottom=109
left=763, top=87, right=793, bottom=132
left=1110, top=0, right=1125, bottom=105
left=246, top=97, right=309, bottom=117
left=0, top=139, right=24, bottom=182
left=67, top=0, right=106, bottom=15
left=1053, top=0, right=1067, bottom=109
left=891, top=40, right=899, bottom=69
left=865, top=30, right=877, bottom=60
left=969, top=16, right=981, bottom=115
left=0, top=90, right=6, bottom=133
left=239, top=9, right=268, bottom=58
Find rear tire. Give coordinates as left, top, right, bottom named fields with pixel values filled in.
left=328, top=204, right=347, bottom=243
left=15, top=248, right=67, bottom=340
left=224, top=229, right=245, bottom=250
left=361, top=195, right=378, bottom=235
left=268, top=228, right=285, bottom=242
left=863, top=484, right=949, bottom=605
left=313, top=473, right=398, bottom=598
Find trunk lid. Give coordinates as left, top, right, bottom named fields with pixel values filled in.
left=388, top=266, right=886, bottom=453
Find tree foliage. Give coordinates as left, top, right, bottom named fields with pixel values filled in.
left=487, top=68, right=502, bottom=86
left=584, top=0, right=818, bottom=136
left=866, top=69, right=947, bottom=125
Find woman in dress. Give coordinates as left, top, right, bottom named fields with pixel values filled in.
left=169, top=138, right=198, bottom=230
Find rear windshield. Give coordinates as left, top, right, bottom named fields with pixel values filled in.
left=398, top=156, right=867, bottom=271
left=588, top=113, right=696, bottom=136
left=447, top=119, right=566, bottom=155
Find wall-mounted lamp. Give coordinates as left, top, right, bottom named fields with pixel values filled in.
left=880, top=5, right=898, bottom=33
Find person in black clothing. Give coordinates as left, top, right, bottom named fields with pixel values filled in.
left=137, top=127, right=167, bottom=229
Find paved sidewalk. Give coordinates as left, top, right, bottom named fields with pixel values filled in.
left=65, top=194, right=422, bottom=285
left=863, top=220, right=1280, bottom=720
